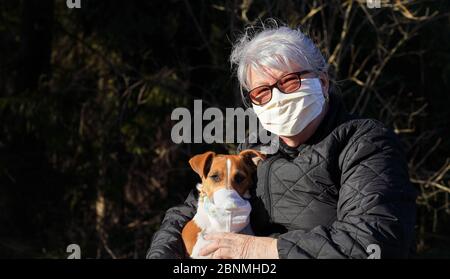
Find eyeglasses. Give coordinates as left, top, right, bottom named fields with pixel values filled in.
left=247, top=70, right=314, bottom=106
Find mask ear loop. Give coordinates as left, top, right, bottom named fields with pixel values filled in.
left=225, top=158, right=232, bottom=232
left=226, top=158, right=231, bottom=190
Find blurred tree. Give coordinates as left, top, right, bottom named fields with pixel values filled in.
left=16, top=0, right=54, bottom=92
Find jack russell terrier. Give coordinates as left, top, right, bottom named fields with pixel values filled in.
left=181, top=149, right=265, bottom=258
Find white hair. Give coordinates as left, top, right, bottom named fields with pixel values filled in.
left=230, top=22, right=329, bottom=98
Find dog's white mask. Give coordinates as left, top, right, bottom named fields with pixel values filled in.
left=191, top=184, right=253, bottom=258
left=194, top=186, right=252, bottom=233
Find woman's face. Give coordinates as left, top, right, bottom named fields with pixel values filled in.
left=247, top=65, right=330, bottom=147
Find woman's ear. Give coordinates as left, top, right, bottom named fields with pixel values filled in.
left=318, top=72, right=329, bottom=100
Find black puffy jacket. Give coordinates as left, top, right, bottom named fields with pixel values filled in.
left=147, top=93, right=417, bottom=259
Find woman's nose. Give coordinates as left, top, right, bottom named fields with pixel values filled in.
left=271, top=87, right=282, bottom=103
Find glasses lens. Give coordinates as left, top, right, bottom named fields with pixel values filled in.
left=279, top=74, right=301, bottom=93
left=249, top=87, right=271, bottom=105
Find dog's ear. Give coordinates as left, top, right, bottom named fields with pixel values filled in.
left=239, top=149, right=266, bottom=168
left=189, top=151, right=216, bottom=179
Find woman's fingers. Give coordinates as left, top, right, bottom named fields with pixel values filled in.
left=212, top=247, right=233, bottom=259
left=198, top=238, right=230, bottom=256
left=198, top=233, right=278, bottom=259
left=204, top=232, right=232, bottom=240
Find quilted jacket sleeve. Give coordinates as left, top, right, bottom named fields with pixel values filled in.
left=146, top=189, right=198, bottom=259
left=276, top=120, right=417, bottom=258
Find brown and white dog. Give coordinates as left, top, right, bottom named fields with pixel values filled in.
left=181, top=149, right=265, bottom=258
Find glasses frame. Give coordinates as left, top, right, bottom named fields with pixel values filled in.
left=247, top=70, right=314, bottom=106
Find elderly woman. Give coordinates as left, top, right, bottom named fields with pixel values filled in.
left=147, top=24, right=417, bottom=259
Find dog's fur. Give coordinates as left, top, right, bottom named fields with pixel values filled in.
left=181, top=149, right=265, bottom=257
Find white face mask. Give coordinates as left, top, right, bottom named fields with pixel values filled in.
left=252, top=78, right=325, bottom=137
left=194, top=187, right=251, bottom=233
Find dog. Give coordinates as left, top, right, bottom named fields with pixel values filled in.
left=181, top=149, right=265, bottom=258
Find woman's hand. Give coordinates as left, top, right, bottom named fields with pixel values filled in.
left=198, top=232, right=279, bottom=259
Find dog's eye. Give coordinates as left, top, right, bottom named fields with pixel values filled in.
left=234, top=173, right=246, bottom=184
left=209, top=174, right=220, bottom=182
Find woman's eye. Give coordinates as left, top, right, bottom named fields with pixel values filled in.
left=254, top=89, right=265, bottom=96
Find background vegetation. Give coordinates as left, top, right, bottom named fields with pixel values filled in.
left=0, top=0, right=449, bottom=258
